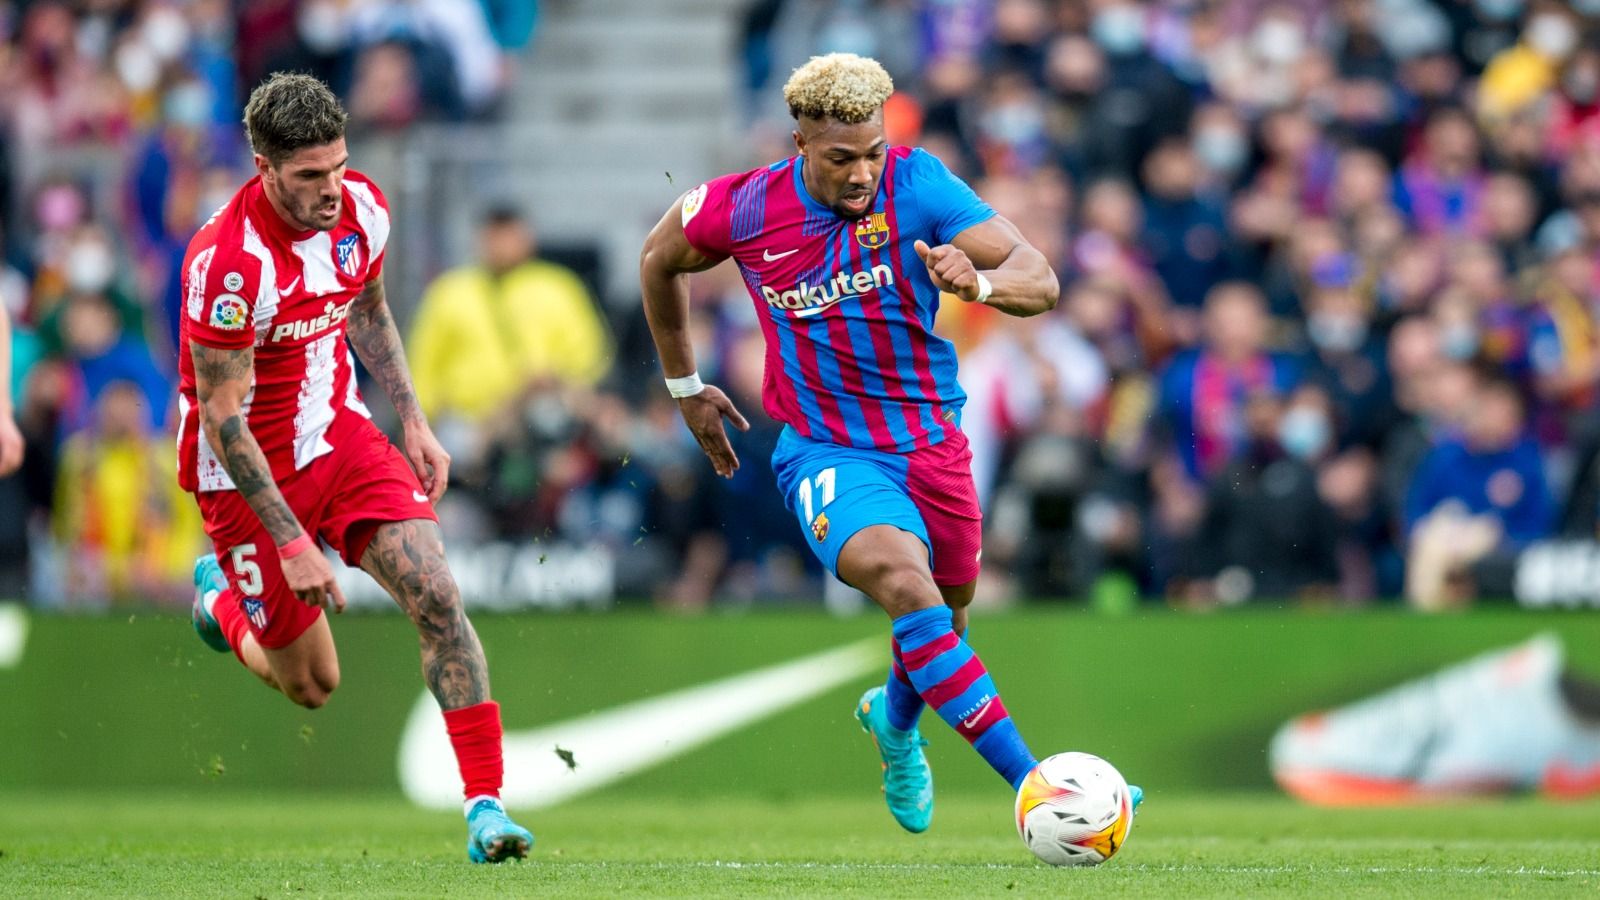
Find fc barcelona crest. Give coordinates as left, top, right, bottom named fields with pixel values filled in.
left=811, top=512, right=830, bottom=542
left=854, top=212, right=890, bottom=249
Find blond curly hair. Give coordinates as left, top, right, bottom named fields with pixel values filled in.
left=782, top=53, right=893, bottom=123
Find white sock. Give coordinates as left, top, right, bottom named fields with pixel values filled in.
left=463, top=794, right=501, bottom=818
left=201, top=589, right=220, bottom=618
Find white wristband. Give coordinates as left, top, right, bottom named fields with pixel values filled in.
left=665, top=372, right=705, bottom=399
left=973, top=272, right=993, bottom=305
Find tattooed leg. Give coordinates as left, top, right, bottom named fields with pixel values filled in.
left=360, top=519, right=489, bottom=709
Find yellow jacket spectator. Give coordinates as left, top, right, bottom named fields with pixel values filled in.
left=1477, top=11, right=1579, bottom=122
left=409, top=208, right=612, bottom=423
left=52, top=381, right=203, bottom=605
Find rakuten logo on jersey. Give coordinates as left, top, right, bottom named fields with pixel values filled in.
left=761, top=263, right=894, bottom=318
left=270, top=299, right=354, bottom=343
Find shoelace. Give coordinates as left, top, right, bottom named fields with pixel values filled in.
left=882, top=732, right=930, bottom=793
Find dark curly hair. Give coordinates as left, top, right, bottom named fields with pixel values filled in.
left=244, top=72, right=348, bottom=165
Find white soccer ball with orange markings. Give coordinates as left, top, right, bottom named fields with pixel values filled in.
left=1014, top=752, right=1134, bottom=866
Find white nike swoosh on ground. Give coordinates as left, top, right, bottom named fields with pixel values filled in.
left=763, top=249, right=798, bottom=261
left=0, top=604, right=29, bottom=669
left=397, top=638, right=880, bottom=810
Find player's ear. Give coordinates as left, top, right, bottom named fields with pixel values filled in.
left=253, top=153, right=273, bottom=183
left=792, top=128, right=806, bottom=157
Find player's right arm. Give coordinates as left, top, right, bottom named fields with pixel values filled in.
left=639, top=193, right=749, bottom=479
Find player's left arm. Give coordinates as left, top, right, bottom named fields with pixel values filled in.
left=0, top=305, right=23, bottom=476
left=347, top=275, right=450, bottom=502
left=913, top=214, right=1059, bottom=318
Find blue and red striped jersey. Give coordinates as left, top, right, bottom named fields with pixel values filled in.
left=682, top=147, right=994, bottom=453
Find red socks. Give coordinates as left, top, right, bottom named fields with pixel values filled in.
left=443, top=700, right=505, bottom=802
left=211, top=589, right=253, bottom=665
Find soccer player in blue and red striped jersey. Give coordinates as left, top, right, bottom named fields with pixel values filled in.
left=641, top=53, right=1138, bottom=834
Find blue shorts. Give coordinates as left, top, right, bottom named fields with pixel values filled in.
left=771, top=427, right=983, bottom=587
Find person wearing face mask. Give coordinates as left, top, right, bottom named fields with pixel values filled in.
left=1079, top=0, right=1192, bottom=178
left=35, top=225, right=155, bottom=362
left=1190, top=103, right=1251, bottom=190
left=1302, top=262, right=1398, bottom=450
left=1184, top=386, right=1341, bottom=605
left=1140, top=137, right=1236, bottom=310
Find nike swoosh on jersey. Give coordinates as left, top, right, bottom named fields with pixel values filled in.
left=763, top=248, right=799, bottom=261
left=412, top=491, right=430, bottom=503
left=278, top=276, right=301, bottom=296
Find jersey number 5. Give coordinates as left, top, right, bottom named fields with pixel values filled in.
left=231, top=544, right=264, bottom=597
left=796, top=467, right=837, bottom=522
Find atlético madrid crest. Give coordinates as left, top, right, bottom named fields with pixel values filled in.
left=855, top=212, right=889, bottom=249
left=336, top=233, right=362, bottom=277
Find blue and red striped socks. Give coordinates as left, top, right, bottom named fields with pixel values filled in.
left=883, top=641, right=925, bottom=733
left=883, top=620, right=969, bottom=732
left=891, top=606, right=1036, bottom=788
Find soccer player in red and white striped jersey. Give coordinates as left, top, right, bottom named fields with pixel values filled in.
left=180, top=73, right=531, bottom=862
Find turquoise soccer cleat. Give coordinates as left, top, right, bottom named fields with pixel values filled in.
left=465, top=797, right=533, bottom=863
left=191, top=554, right=230, bottom=654
left=1130, top=783, right=1144, bottom=813
left=856, top=686, right=934, bottom=834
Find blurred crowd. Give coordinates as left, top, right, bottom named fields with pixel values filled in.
left=12, top=0, right=1600, bottom=613
left=0, top=0, right=532, bottom=607
left=705, top=0, right=1600, bottom=610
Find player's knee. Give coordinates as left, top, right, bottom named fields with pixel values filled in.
left=865, top=561, right=940, bottom=616
left=410, top=571, right=464, bottom=631
left=314, top=663, right=340, bottom=697
left=283, top=675, right=334, bottom=709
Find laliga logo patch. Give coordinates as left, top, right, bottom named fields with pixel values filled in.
left=209, top=293, right=248, bottom=330
left=681, top=183, right=708, bottom=227
left=855, top=212, right=889, bottom=249
left=811, top=511, right=830, bottom=542
left=335, top=233, right=362, bottom=278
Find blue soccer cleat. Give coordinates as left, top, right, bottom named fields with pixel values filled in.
left=856, top=686, right=934, bottom=833
left=191, top=554, right=230, bottom=654
left=465, top=797, right=533, bottom=863
left=1130, top=783, right=1144, bottom=814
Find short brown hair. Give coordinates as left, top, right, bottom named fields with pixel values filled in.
left=244, top=72, right=348, bottom=165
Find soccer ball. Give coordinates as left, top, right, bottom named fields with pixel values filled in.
left=1014, top=752, right=1134, bottom=866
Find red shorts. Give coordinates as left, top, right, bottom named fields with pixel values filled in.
left=904, top=431, right=983, bottom=587
left=197, top=417, right=437, bottom=649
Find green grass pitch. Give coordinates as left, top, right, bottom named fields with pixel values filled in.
left=2, top=791, right=1596, bottom=897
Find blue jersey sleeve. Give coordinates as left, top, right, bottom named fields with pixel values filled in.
left=905, top=148, right=995, bottom=245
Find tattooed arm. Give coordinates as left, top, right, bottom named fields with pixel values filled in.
left=193, top=342, right=345, bottom=611
left=347, top=276, right=451, bottom=501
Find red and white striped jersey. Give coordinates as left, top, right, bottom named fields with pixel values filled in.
left=176, top=169, right=390, bottom=493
